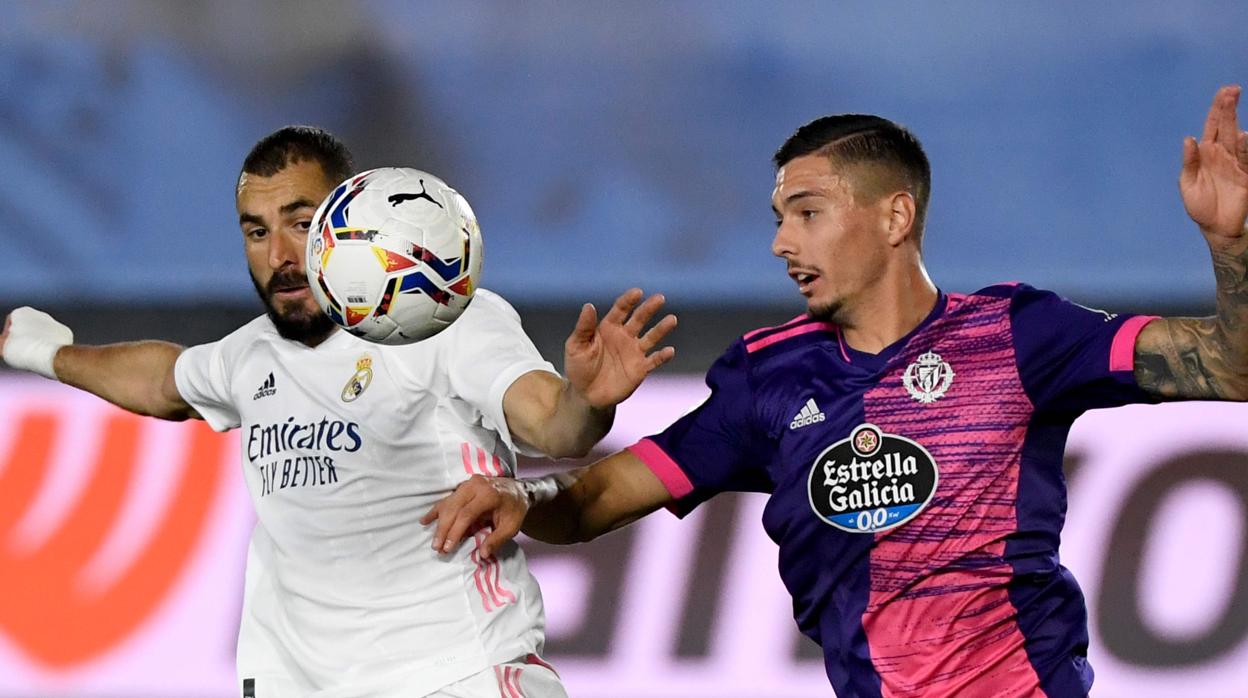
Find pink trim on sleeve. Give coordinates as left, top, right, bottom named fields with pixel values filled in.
left=1109, top=315, right=1159, bottom=372
left=628, top=438, right=695, bottom=500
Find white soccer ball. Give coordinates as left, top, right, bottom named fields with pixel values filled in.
left=306, top=167, right=483, bottom=344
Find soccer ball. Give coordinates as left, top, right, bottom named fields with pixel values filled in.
left=306, top=167, right=483, bottom=344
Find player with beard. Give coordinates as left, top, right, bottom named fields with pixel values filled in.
left=0, top=126, right=677, bottom=698
left=426, top=86, right=1248, bottom=697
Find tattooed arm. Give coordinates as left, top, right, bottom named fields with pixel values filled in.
left=1135, top=85, right=1248, bottom=400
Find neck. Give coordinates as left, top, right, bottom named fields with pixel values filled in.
left=837, top=262, right=939, bottom=354
left=300, top=327, right=337, bottom=348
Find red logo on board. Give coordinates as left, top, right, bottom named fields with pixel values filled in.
left=0, top=410, right=228, bottom=667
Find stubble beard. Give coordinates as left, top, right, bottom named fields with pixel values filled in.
left=808, top=298, right=843, bottom=324
left=250, top=269, right=336, bottom=345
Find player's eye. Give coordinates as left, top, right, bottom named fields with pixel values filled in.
left=295, top=220, right=312, bottom=232
left=245, top=228, right=268, bottom=240
left=801, top=209, right=817, bottom=221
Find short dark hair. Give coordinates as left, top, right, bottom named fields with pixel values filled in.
left=240, top=125, right=356, bottom=189
left=774, top=114, right=931, bottom=244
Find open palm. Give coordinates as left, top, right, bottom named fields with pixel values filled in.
left=1180, top=85, right=1248, bottom=247
left=564, top=289, right=677, bottom=408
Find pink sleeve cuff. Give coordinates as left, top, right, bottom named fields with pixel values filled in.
left=627, top=438, right=695, bottom=500
left=1109, top=315, right=1159, bottom=372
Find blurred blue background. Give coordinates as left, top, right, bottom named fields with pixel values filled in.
left=3, top=1, right=1246, bottom=310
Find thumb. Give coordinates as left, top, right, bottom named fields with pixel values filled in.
left=568, top=303, right=598, bottom=347
left=1181, top=136, right=1201, bottom=186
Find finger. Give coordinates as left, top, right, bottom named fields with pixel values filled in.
left=480, top=512, right=522, bottom=559
left=638, top=313, right=678, bottom=352
left=1203, top=88, right=1224, bottom=144
left=1237, top=131, right=1248, bottom=171
left=439, top=493, right=492, bottom=554
left=568, top=303, right=597, bottom=346
left=644, top=345, right=677, bottom=372
left=429, top=480, right=479, bottom=549
left=1216, top=85, right=1242, bottom=149
left=602, top=288, right=643, bottom=326
left=1180, top=136, right=1200, bottom=187
left=420, top=500, right=441, bottom=526
left=624, top=293, right=668, bottom=335
left=430, top=490, right=468, bottom=551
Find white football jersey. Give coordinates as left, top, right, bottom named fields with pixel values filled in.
left=175, top=290, right=558, bottom=698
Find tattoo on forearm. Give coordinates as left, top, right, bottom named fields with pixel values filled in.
left=1135, top=244, right=1248, bottom=400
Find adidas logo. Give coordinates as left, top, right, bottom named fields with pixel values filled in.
left=789, top=398, right=825, bottom=430
left=253, top=372, right=277, bottom=400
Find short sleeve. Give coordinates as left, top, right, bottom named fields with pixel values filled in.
left=444, top=290, right=559, bottom=455
left=1010, top=284, right=1159, bottom=412
left=174, top=339, right=241, bottom=432
left=628, top=340, right=773, bottom=517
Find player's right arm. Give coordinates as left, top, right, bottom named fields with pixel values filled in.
left=1132, top=86, right=1248, bottom=401
left=422, top=449, right=673, bottom=557
left=1, top=307, right=197, bottom=421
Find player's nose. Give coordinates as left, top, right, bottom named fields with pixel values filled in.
left=269, top=231, right=303, bottom=269
left=771, top=223, right=797, bottom=259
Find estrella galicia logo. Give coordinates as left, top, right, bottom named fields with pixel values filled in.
left=807, top=423, right=939, bottom=533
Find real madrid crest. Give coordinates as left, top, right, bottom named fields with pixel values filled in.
left=342, top=355, right=374, bottom=402
left=902, top=350, right=954, bottom=404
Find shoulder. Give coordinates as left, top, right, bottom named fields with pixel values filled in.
left=385, top=288, right=531, bottom=366
left=737, top=314, right=837, bottom=362
left=186, top=314, right=275, bottom=358
left=964, top=283, right=1100, bottom=321
left=962, top=281, right=1043, bottom=301
left=444, top=288, right=524, bottom=337
left=439, top=288, right=524, bottom=338
left=963, top=281, right=1072, bottom=304
left=463, top=288, right=521, bottom=322
left=238, top=314, right=281, bottom=339
left=949, top=282, right=1058, bottom=318
left=700, top=314, right=837, bottom=384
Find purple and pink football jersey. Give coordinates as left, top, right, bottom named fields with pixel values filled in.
left=629, top=284, right=1159, bottom=698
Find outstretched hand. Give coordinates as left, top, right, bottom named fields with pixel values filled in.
left=1180, top=85, right=1248, bottom=249
left=564, top=288, right=677, bottom=408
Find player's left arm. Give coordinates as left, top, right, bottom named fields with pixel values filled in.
left=1135, top=85, right=1248, bottom=400
left=503, top=289, right=677, bottom=458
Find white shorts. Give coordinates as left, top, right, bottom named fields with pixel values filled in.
left=425, top=654, right=567, bottom=698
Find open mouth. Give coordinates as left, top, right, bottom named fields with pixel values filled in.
left=789, top=269, right=820, bottom=295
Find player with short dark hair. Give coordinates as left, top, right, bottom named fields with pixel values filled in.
left=242, top=124, right=357, bottom=184
left=235, top=125, right=355, bottom=344
left=1, top=126, right=677, bottom=697
left=426, top=86, right=1248, bottom=697
left=772, top=113, right=932, bottom=245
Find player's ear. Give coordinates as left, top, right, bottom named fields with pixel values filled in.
left=884, top=191, right=916, bottom=247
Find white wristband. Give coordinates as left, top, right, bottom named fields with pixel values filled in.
left=2, top=307, right=73, bottom=380
left=519, top=476, right=561, bottom=506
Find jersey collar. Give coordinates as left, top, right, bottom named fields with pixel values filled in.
left=835, top=290, right=948, bottom=372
